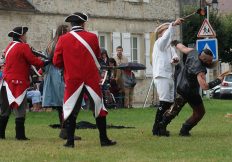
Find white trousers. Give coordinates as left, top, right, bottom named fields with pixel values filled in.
left=154, top=77, right=174, bottom=102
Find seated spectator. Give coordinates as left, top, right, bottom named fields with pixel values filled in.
left=0, top=61, right=4, bottom=81
left=27, top=84, right=42, bottom=112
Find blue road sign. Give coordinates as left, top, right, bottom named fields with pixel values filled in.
left=196, top=38, right=218, bottom=61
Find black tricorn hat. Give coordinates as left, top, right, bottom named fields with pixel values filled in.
left=65, top=12, right=88, bottom=23
left=8, top=26, right=28, bottom=37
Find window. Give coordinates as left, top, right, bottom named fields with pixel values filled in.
left=131, top=35, right=140, bottom=63
left=225, top=74, right=232, bottom=82
left=124, top=0, right=149, bottom=3
left=99, top=35, right=106, bottom=49
left=96, top=0, right=115, bottom=2
left=98, top=33, right=112, bottom=57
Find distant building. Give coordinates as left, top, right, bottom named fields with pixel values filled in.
left=0, top=0, right=181, bottom=105
left=219, top=0, right=232, bottom=14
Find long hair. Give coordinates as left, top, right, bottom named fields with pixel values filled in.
left=46, top=24, right=69, bottom=57
left=53, top=25, right=69, bottom=45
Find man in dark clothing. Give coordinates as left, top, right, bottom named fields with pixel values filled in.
left=158, top=42, right=226, bottom=136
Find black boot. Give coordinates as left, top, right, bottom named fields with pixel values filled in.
left=59, top=126, right=81, bottom=140
left=158, top=113, right=173, bottom=137
left=0, top=116, right=9, bottom=139
left=63, top=115, right=76, bottom=148
left=15, top=117, right=30, bottom=140
left=179, top=123, right=195, bottom=136
left=152, top=107, right=166, bottom=135
left=152, top=101, right=171, bottom=136
left=96, top=116, right=116, bottom=146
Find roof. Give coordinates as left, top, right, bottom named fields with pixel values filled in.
left=0, top=0, right=37, bottom=12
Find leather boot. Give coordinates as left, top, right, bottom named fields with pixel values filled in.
left=0, top=116, right=9, bottom=139
left=59, top=127, right=81, bottom=140
left=96, top=116, right=116, bottom=146
left=152, top=101, right=171, bottom=136
left=179, top=123, right=195, bottom=136
left=63, top=115, right=76, bottom=148
left=15, top=117, right=29, bottom=140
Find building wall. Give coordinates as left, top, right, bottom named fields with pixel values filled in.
left=0, top=0, right=180, bottom=106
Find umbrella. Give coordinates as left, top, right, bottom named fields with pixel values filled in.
left=116, top=62, right=146, bottom=70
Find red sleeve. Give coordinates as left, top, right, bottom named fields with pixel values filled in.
left=53, top=37, right=64, bottom=69
left=23, top=44, right=44, bottom=67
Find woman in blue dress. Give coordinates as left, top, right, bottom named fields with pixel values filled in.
left=42, top=24, right=81, bottom=140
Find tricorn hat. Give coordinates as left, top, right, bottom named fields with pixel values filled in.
left=8, top=26, right=28, bottom=37
left=65, top=12, right=88, bottom=23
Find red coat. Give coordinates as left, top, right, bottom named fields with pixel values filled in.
left=53, top=30, right=107, bottom=120
left=1, top=41, right=44, bottom=108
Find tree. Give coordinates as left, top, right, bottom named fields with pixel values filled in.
left=182, top=6, right=232, bottom=64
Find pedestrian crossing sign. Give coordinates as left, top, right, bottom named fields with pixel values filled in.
left=197, top=19, right=216, bottom=38
left=196, top=38, right=218, bottom=61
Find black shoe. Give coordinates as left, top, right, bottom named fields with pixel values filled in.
left=179, top=132, right=191, bottom=136
left=100, top=139, right=117, bottom=147
left=63, top=141, right=74, bottom=148
left=16, top=137, right=30, bottom=140
left=158, top=128, right=170, bottom=137
left=179, top=123, right=194, bottom=137
left=15, top=117, right=30, bottom=140
left=59, top=129, right=81, bottom=140
left=0, top=116, right=9, bottom=139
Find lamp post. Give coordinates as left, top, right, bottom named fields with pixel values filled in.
left=212, top=0, right=219, bottom=11
left=201, top=0, right=218, bottom=20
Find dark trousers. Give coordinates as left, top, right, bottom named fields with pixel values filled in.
left=0, top=86, right=27, bottom=118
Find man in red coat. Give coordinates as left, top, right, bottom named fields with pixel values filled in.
left=0, top=26, right=49, bottom=140
left=53, top=12, right=116, bottom=148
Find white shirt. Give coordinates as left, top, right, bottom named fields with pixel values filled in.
left=152, top=23, right=179, bottom=79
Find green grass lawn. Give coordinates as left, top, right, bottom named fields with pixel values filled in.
left=0, top=99, right=232, bottom=162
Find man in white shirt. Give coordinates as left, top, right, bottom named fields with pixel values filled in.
left=152, top=18, right=183, bottom=136
left=114, top=46, right=128, bottom=107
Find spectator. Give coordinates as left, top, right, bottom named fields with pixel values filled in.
left=108, top=58, right=121, bottom=107
left=121, top=68, right=136, bottom=108
left=99, top=48, right=109, bottom=67
left=0, top=63, right=4, bottom=81
left=113, top=46, right=128, bottom=65
left=27, top=84, right=42, bottom=112
left=113, top=46, right=128, bottom=108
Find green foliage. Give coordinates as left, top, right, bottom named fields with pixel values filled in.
left=0, top=100, right=232, bottom=162
left=182, top=7, right=232, bottom=64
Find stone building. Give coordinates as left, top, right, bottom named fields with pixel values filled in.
left=0, top=0, right=181, bottom=106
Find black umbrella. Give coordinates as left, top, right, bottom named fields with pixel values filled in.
left=116, top=62, right=146, bottom=70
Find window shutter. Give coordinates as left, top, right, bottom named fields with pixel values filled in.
left=112, top=32, right=121, bottom=56
left=122, top=33, right=131, bottom=61
left=52, top=29, right=56, bottom=38
left=145, top=33, right=153, bottom=77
